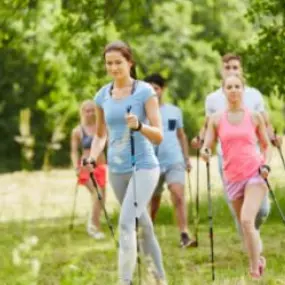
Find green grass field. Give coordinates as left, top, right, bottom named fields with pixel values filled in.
left=1, top=150, right=285, bottom=284
left=1, top=193, right=285, bottom=285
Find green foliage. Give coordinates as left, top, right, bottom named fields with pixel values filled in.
left=132, top=0, right=221, bottom=101
left=265, top=94, right=285, bottom=132
left=126, top=0, right=256, bottom=139
left=242, top=0, right=285, bottom=97
left=240, top=0, right=285, bottom=132
left=1, top=0, right=283, bottom=171
left=0, top=0, right=108, bottom=171
left=191, top=0, right=252, bottom=53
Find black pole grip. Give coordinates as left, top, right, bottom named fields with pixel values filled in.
left=82, top=157, right=96, bottom=167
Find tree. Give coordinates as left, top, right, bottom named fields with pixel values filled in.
left=0, top=0, right=157, bottom=171
left=0, top=0, right=260, bottom=171
left=242, top=0, right=285, bottom=97
left=241, top=0, right=285, bottom=131
left=121, top=0, right=250, bottom=138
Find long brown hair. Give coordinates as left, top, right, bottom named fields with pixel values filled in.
left=103, top=40, right=137, bottom=79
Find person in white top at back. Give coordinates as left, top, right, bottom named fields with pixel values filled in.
left=206, top=85, right=264, bottom=116
left=191, top=53, right=282, bottom=237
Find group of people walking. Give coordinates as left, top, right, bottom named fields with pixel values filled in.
left=70, top=41, right=282, bottom=284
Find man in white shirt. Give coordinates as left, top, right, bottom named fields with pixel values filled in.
left=192, top=53, right=282, bottom=233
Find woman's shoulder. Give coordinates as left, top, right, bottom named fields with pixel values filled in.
left=133, top=80, right=153, bottom=91
left=71, top=125, right=81, bottom=137
left=136, top=80, right=153, bottom=89
left=94, top=82, right=112, bottom=105
left=134, top=80, right=156, bottom=102
left=95, top=82, right=112, bottom=96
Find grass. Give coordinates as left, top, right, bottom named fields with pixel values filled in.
left=1, top=148, right=285, bottom=284
left=1, top=189, right=285, bottom=285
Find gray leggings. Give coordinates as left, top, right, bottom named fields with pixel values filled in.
left=109, top=167, right=166, bottom=283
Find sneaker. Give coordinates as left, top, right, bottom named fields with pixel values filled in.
left=180, top=232, right=198, bottom=248
left=87, top=224, right=105, bottom=240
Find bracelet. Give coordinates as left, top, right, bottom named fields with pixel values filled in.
left=260, top=164, right=271, bottom=173
left=133, top=121, right=142, bottom=132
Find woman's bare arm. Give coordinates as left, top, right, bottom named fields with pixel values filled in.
left=141, top=96, right=163, bottom=144
left=89, top=106, right=107, bottom=162
left=70, top=127, right=80, bottom=169
left=254, top=112, right=272, bottom=165
left=201, top=115, right=217, bottom=150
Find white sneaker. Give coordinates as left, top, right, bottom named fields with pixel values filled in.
left=87, top=225, right=105, bottom=240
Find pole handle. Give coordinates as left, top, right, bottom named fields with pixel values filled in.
left=82, top=157, right=96, bottom=167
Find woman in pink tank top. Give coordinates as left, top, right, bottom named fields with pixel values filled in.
left=201, top=74, right=271, bottom=280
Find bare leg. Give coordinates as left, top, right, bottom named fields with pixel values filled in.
left=169, top=182, right=197, bottom=247
left=169, top=183, right=188, bottom=233
left=231, top=198, right=246, bottom=250
left=150, top=195, right=162, bottom=222
left=85, top=181, right=105, bottom=230
left=241, top=183, right=267, bottom=274
left=93, top=187, right=106, bottom=229
left=231, top=198, right=243, bottom=222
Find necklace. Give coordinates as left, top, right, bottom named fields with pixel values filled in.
left=110, top=80, right=137, bottom=99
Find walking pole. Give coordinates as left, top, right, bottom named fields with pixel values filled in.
left=186, top=169, right=194, bottom=225
left=83, top=158, right=118, bottom=247
left=127, top=106, right=141, bottom=285
left=273, top=129, right=285, bottom=171
left=195, top=145, right=200, bottom=245
left=69, top=182, right=79, bottom=230
left=265, top=179, right=285, bottom=225
left=205, top=149, right=215, bottom=281
left=277, top=146, right=285, bottom=170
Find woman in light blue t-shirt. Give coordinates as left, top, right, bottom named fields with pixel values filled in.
left=85, top=41, right=166, bottom=285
